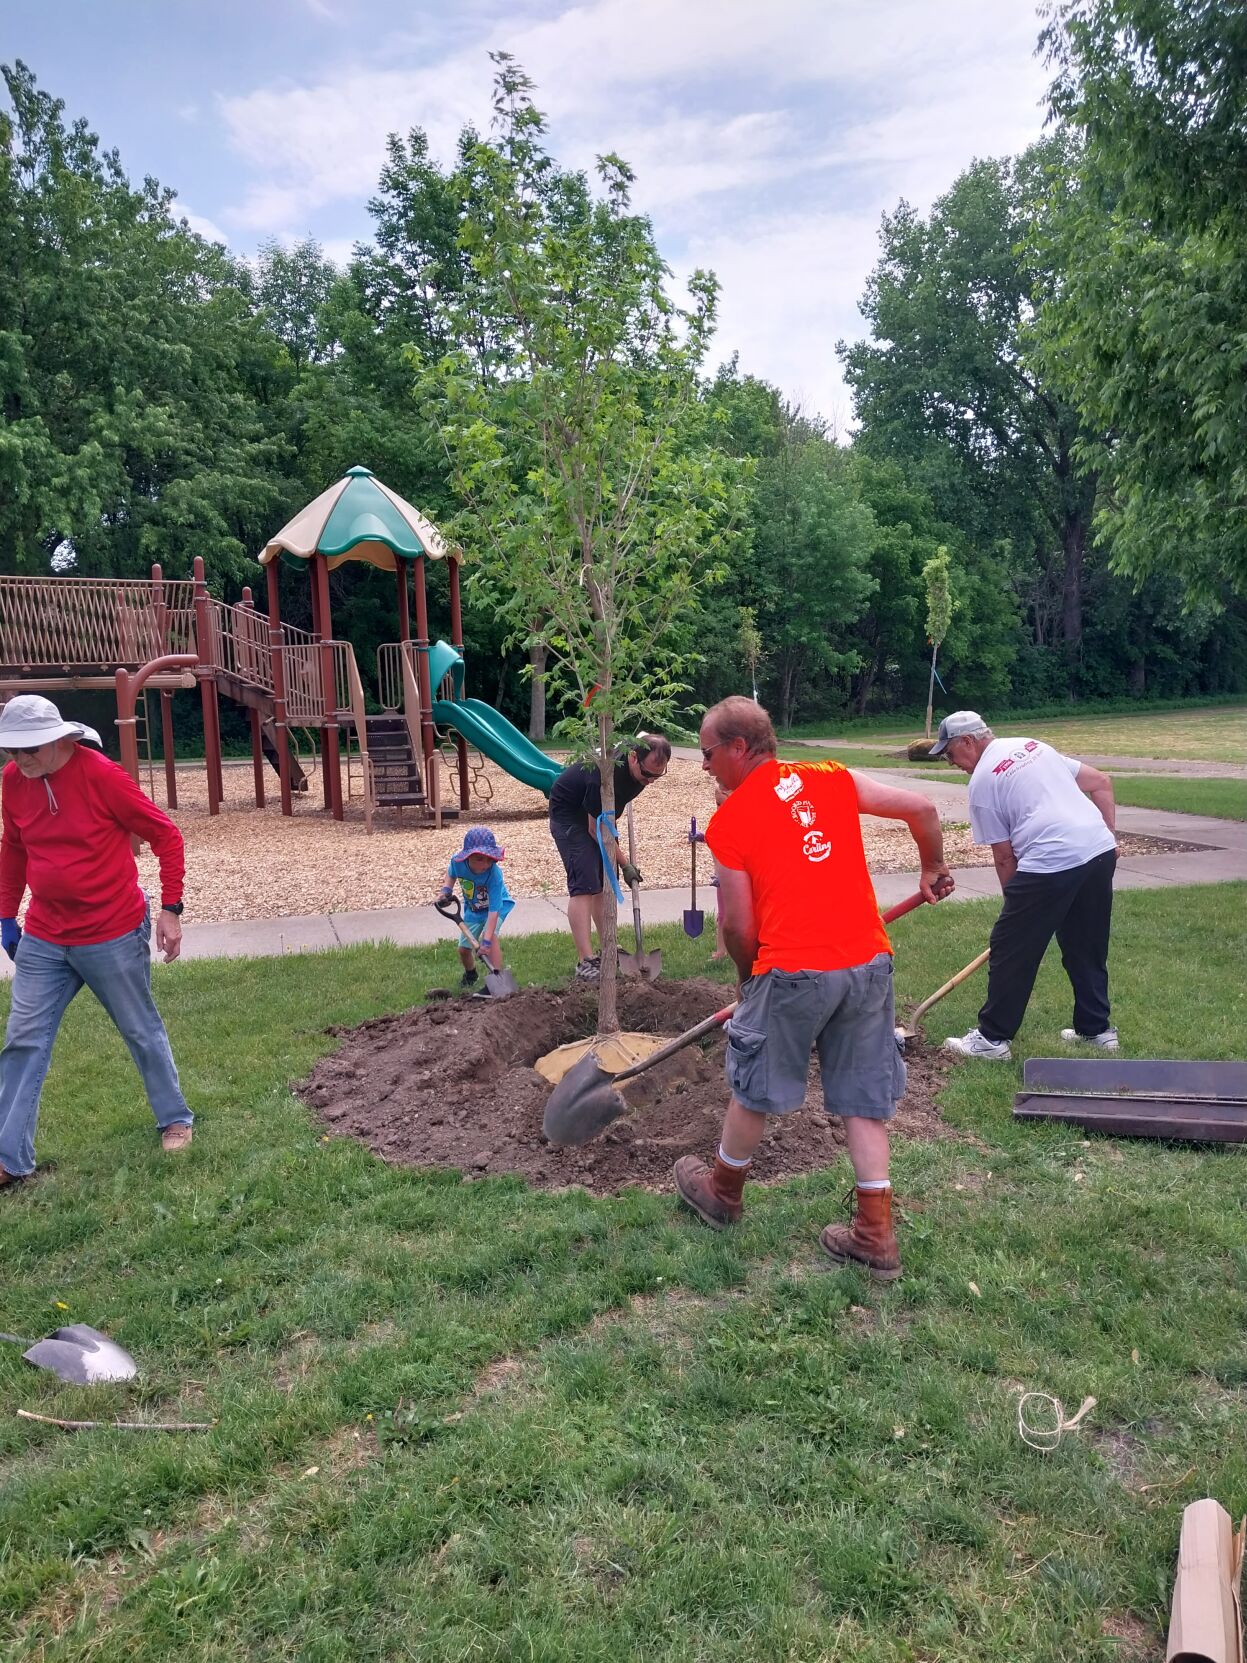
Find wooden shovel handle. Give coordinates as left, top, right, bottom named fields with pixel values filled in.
left=613, top=1003, right=737, bottom=1084
left=911, top=949, right=990, bottom=1024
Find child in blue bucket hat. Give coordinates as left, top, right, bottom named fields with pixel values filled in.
left=437, top=826, right=515, bottom=992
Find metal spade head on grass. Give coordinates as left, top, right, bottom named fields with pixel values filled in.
left=1, top=1325, right=138, bottom=1385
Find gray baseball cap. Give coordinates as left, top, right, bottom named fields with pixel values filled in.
left=928, top=710, right=990, bottom=756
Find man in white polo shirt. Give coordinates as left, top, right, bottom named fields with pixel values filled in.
left=931, top=711, right=1118, bottom=1060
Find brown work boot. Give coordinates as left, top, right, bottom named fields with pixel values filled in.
left=0, top=1162, right=21, bottom=1188
left=820, top=1186, right=902, bottom=1281
left=161, top=1124, right=193, bottom=1153
left=673, top=1154, right=749, bottom=1229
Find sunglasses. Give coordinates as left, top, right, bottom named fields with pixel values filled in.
left=4, top=745, right=45, bottom=758
left=700, top=740, right=734, bottom=762
left=639, top=761, right=667, bottom=780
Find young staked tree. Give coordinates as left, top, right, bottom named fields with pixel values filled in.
left=428, top=57, right=745, bottom=1032
left=922, top=546, right=953, bottom=737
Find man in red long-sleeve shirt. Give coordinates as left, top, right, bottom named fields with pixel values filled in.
left=0, top=695, right=193, bottom=1187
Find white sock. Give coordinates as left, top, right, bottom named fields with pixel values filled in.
left=717, top=1145, right=752, bottom=1169
left=856, top=1179, right=891, bottom=1191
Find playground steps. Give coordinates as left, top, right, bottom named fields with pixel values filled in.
left=365, top=714, right=428, bottom=809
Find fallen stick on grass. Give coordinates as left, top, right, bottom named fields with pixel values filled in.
left=17, top=1409, right=213, bottom=1433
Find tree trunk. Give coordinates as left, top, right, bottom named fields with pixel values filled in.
left=1061, top=515, right=1085, bottom=650
left=925, top=644, right=939, bottom=739
left=528, top=640, right=547, bottom=741
left=596, top=717, right=620, bottom=1036
left=854, top=655, right=879, bottom=716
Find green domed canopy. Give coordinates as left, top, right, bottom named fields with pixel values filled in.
left=258, top=467, right=460, bottom=572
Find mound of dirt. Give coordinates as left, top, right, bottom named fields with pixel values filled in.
left=298, top=979, right=960, bottom=1197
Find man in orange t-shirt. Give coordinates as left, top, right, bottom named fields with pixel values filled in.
left=674, top=697, right=953, bottom=1279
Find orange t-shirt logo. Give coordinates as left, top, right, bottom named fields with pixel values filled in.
left=706, top=759, right=890, bottom=974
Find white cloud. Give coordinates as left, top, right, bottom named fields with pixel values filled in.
left=179, top=205, right=231, bottom=245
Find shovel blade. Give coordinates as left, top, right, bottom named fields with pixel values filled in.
left=543, top=1051, right=629, bottom=1146
left=23, top=1325, right=138, bottom=1384
left=483, top=966, right=519, bottom=1000
left=683, top=910, right=704, bottom=939
left=640, top=951, right=662, bottom=982
left=618, top=951, right=641, bottom=979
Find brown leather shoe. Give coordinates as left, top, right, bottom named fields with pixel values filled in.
left=0, top=1162, right=19, bottom=1188
left=820, top=1186, right=902, bottom=1281
left=674, top=1154, right=749, bottom=1229
left=161, top=1124, right=193, bottom=1153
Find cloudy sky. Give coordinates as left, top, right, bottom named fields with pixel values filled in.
left=7, top=0, right=1051, bottom=427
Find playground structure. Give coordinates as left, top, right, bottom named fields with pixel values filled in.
left=0, top=467, right=561, bottom=828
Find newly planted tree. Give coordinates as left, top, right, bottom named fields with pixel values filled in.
left=428, top=58, right=745, bottom=1031
left=922, top=546, right=953, bottom=738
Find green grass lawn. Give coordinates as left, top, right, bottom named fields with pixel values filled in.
left=792, top=704, right=1246, bottom=765
left=1110, top=775, right=1247, bottom=821
left=3, top=889, right=1245, bottom=1661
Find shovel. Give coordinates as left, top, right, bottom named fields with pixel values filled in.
left=897, top=948, right=990, bottom=1045
left=433, top=896, right=519, bottom=1000
left=544, top=888, right=931, bottom=1145
left=684, top=817, right=704, bottom=938
left=1, top=1324, right=138, bottom=1384
left=619, top=803, right=661, bottom=981
left=544, top=1001, right=738, bottom=1145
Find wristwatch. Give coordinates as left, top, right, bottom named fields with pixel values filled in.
left=161, top=901, right=185, bottom=916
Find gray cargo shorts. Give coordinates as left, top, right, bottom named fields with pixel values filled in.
left=724, top=954, right=905, bottom=1121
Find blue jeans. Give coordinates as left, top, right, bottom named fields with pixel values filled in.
left=0, top=905, right=191, bottom=1177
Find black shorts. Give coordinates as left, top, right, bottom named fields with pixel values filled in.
left=550, top=815, right=603, bottom=897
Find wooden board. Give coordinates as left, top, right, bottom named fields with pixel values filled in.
left=1022, top=1056, right=1247, bottom=1101
left=1013, top=1092, right=1247, bottom=1143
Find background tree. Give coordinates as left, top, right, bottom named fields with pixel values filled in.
left=0, top=60, right=290, bottom=582
left=429, top=57, right=746, bottom=1031
left=841, top=142, right=1096, bottom=659
left=1039, top=0, right=1247, bottom=600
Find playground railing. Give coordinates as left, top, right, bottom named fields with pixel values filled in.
left=202, top=600, right=324, bottom=726
left=376, top=642, right=403, bottom=713
left=0, top=576, right=196, bottom=670
left=333, top=640, right=374, bottom=834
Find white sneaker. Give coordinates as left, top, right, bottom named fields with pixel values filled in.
left=943, top=1028, right=1012, bottom=1061
left=1061, top=1028, right=1119, bottom=1051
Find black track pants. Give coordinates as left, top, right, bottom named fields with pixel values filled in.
left=977, top=849, right=1117, bottom=1043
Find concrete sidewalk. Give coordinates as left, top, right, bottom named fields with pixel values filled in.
left=1, top=792, right=1241, bottom=974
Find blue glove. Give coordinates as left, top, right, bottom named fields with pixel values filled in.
left=1, top=918, right=20, bottom=962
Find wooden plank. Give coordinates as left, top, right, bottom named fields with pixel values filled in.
left=1013, top=1092, right=1247, bottom=1143
left=1023, top=1056, right=1247, bottom=1101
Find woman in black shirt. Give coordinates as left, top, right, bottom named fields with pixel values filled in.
left=549, top=734, right=672, bottom=981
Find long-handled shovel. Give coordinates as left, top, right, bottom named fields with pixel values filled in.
left=619, top=803, right=662, bottom=981
left=683, top=817, right=704, bottom=938
left=544, top=889, right=931, bottom=1145
left=434, top=896, right=519, bottom=1000
left=897, top=948, right=990, bottom=1046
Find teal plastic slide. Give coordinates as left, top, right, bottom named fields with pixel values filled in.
left=428, top=640, right=561, bottom=796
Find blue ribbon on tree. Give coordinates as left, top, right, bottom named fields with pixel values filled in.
left=595, top=811, right=625, bottom=905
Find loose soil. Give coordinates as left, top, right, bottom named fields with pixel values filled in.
left=298, top=978, right=959, bottom=1197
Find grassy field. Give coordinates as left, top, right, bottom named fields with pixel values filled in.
left=2, top=888, right=1245, bottom=1661
left=791, top=704, right=1246, bottom=765
left=1109, top=776, right=1247, bottom=821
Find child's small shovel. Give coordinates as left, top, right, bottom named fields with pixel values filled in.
left=433, top=897, right=518, bottom=1000
left=683, top=817, right=704, bottom=939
